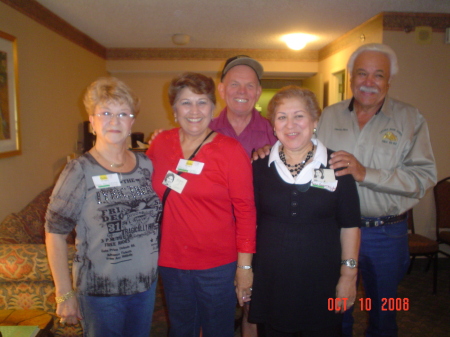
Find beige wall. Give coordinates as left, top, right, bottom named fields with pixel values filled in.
left=109, top=32, right=449, bottom=241
left=0, top=2, right=319, bottom=220
left=0, top=2, right=107, bottom=220
left=106, top=59, right=318, bottom=140
left=319, top=29, right=449, bottom=239
left=384, top=31, right=450, bottom=240
left=106, top=60, right=228, bottom=137
left=320, top=48, right=355, bottom=105
left=1, top=2, right=447, bottom=243
left=319, top=15, right=384, bottom=105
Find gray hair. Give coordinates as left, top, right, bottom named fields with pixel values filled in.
left=347, top=43, right=399, bottom=78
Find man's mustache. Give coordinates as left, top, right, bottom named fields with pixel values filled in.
left=359, top=86, right=379, bottom=94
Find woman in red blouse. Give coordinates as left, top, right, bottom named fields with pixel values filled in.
left=147, top=72, right=256, bottom=337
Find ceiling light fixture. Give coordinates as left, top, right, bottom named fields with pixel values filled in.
left=172, top=34, right=190, bottom=46
left=282, top=33, right=316, bottom=50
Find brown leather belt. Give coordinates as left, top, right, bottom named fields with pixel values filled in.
left=361, top=213, right=407, bottom=227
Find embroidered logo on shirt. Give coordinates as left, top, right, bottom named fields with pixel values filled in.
left=382, top=132, right=398, bottom=142
left=379, top=128, right=401, bottom=146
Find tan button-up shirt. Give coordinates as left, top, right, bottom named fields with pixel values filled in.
left=317, top=96, right=437, bottom=217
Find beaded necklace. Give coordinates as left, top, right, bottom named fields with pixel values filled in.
left=279, top=143, right=315, bottom=178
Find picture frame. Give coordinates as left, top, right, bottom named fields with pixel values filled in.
left=0, top=30, right=20, bottom=158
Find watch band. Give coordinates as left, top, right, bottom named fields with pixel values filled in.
left=341, top=259, right=357, bottom=268
left=237, top=265, right=252, bottom=269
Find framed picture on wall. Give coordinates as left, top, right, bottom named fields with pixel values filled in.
left=0, top=30, right=20, bottom=158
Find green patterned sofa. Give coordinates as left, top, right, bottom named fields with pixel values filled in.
left=0, top=186, right=81, bottom=337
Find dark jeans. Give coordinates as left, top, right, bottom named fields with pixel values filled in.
left=78, top=280, right=157, bottom=337
left=342, top=220, right=409, bottom=337
left=160, top=261, right=237, bottom=337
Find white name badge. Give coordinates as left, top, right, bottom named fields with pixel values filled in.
left=163, top=170, right=187, bottom=194
left=92, top=174, right=121, bottom=189
left=176, top=159, right=204, bottom=175
left=311, top=168, right=338, bottom=192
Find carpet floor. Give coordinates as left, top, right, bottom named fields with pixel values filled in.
left=150, top=258, right=450, bottom=337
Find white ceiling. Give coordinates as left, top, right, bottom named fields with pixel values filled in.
left=34, top=0, right=450, bottom=50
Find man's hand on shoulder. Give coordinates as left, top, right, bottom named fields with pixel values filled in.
left=148, top=129, right=164, bottom=146
left=251, top=145, right=272, bottom=162
left=329, top=151, right=366, bottom=182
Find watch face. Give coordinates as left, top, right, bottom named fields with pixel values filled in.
left=342, top=259, right=357, bottom=268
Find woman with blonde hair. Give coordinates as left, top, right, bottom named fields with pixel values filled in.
left=45, top=77, right=161, bottom=337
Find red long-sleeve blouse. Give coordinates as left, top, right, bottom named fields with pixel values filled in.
left=147, top=129, right=256, bottom=270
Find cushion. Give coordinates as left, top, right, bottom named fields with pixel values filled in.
left=0, top=244, right=53, bottom=282
left=0, top=244, right=76, bottom=282
left=0, top=213, right=33, bottom=244
left=0, top=281, right=56, bottom=311
left=0, top=186, right=76, bottom=244
left=16, top=186, right=55, bottom=244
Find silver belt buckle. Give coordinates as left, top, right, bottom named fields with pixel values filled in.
left=374, top=219, right=385, bottom=227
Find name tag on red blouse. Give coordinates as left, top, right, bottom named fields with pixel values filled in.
left=176, top=159, right=204, bottom=174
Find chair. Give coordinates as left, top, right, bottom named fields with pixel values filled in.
left=407, top=209, right=438, bottom=294
left=434, top=177, right=450, bottom=257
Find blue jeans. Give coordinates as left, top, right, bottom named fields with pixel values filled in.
left=78, top=279, right=157, bottom=337
left=160, top=261, right=237, bottom=337
left=342, top=220, right=409, bottom=337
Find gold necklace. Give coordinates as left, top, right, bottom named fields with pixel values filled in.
left=93, top=147, right=125, bottom=169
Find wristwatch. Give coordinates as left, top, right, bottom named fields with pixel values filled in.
left=237, top=265, right=252, bottom=269
left=341, top=259, right=357, bottom=269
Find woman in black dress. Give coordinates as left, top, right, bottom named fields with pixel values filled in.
left=249, top=86, right=360, bottom=337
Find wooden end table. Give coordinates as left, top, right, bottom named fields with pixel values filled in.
left=0, top=310, right=53, bottom=337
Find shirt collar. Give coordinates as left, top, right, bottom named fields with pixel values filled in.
left=348, top=96, right=388, bottom=116
left=268, top=138, right=328, bottom=184
left=215, top=107, right=259, bottom=130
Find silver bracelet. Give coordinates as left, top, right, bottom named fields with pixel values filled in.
left=237, top=265, right=252, bottom=269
